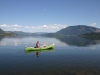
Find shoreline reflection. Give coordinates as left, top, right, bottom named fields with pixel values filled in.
left=1, top=36, right=100, bottom=47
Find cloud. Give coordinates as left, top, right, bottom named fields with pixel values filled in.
left=0, top=24, right=67, bottom=32
left=38, top=24, right=67, bottom=29
left=24, top=26, right=30, bottom=28
left=0, top=24, right=9, bottom=27
left=12, top=24, right=22, bottom=28
left=0, top=24, right=22, bottom=31
left=32, top=24, right=67, bottom=32
left=13, top=28, right=20, bottom=31
left=90, top=23, right=96, bottom=27
left=0, top=24, right=22, bottom=28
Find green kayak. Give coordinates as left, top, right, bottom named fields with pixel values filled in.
left=25, top=49, right=54, bottom=54
left=25, top=44, right=54, bottom=51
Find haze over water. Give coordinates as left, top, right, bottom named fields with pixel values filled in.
left=0, top=36, right=100, bottom=75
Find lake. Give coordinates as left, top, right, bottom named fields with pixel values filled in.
left=0, top=36, right=100, bottom=75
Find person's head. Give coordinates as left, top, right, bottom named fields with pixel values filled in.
left=37, top=41, right=39, bottom=43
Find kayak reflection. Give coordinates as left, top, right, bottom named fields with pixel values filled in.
left=25, top=49, right=54, bottom=57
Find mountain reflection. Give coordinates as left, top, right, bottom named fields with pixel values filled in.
left=56, top=36, right=100, bottom=47
left=0, top=36, right=4, bottom=41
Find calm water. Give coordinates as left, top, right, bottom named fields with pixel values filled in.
left=0, top=36, right=100, bottom=75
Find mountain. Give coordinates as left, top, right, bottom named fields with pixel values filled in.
left=10, top=31, right=38, bottom=36
left=56, top=25, right=100, bottom=35
left=0, top=28, right=5, bottom=34
left=11, top=31, right=29, bottom=35
left=34, top=32, right=48, bottom=34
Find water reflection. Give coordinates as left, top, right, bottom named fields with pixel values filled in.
left=0, top=36, right=100, bottom=75
left=0, top=36, right=100, bottom=47
left=0, top=36, right=67, bottom=47
left=25, top=49, right=54, bottom=57
left=0, top=36, right=20, bottom=46
left=36, top=52, right=40, bottom=57
left=0, top=36, right=4, bottom=41
left=56, top=36, right=100, bottom=46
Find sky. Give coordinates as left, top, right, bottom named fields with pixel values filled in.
left=0, top=0, right=100, bottom=32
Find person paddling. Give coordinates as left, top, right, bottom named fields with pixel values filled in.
left=36, top=41, right=40, bottom=48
